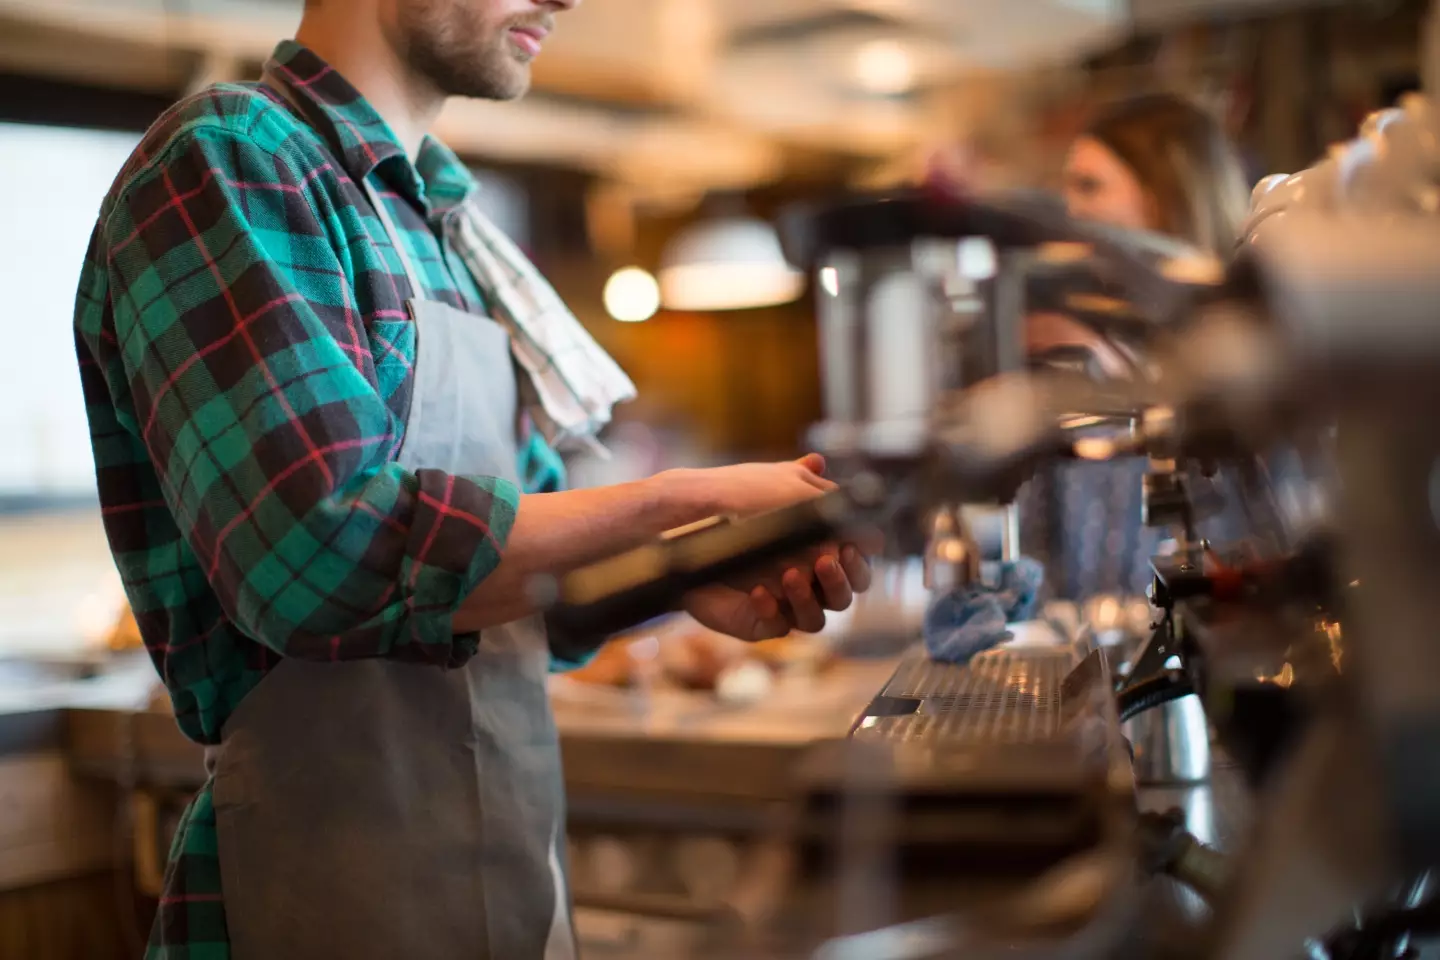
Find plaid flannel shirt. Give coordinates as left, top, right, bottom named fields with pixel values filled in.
left=74, top=40, right=565, bottom=958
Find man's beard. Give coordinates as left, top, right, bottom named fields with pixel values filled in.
left=393, top=1, right=535, bottom=102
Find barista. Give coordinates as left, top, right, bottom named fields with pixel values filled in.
left=73, top=2, right=874, bottom=957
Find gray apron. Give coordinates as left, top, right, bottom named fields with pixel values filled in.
left=208, top=169, right=577, bottom=959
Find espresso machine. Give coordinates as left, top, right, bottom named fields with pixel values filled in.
left=545, top=194, right=1228, bottom=954
left=541, top=7, right=1440, bottom=949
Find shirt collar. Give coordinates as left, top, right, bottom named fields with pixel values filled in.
left=416, top=136, right=481, bottom=217
left=263, top=40, right=478, bottom=217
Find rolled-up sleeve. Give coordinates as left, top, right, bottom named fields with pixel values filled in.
left=103, top=125, right=514, bottom=664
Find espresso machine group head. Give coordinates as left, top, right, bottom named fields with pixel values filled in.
left=777, top=190, right=1215, bottom=567
left=778, top=191, right=1054, bottom=565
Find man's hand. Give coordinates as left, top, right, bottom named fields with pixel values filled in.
left=456, top=454, right=876, bottom=636
left=667, top=454, right=877, bottom=640
left=684, top=544, right=873, bottom=640
left=660, top=453, right=837, bottom=518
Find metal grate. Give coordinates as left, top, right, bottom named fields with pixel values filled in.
left=858, top=648, right=1077, bottom=745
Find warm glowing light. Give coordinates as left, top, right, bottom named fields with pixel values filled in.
left=1074, top=437, right=1117, bottom=461
left=603, top=267, right=661, bottom=322
left=658, top=262, right=805, bottom=312
left=657, top=216, right=806, bottom=311
left=819, top=266, right=840, bottom=297
left=854, top=40, right=915, bottom=96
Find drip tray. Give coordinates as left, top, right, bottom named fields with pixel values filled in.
left=855, top=647, right=1088, bottom=744
left=774, top=641, right=1134, bottom=944
left=838, top=642, right=1125, bottom=797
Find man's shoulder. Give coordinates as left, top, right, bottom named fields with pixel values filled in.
left=105, top=82, right=324, bottom=210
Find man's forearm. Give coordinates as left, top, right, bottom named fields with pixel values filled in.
left=451, top=470, right=715, bottom=633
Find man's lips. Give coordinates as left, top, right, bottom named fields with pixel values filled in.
left=509, top=25, right=549, bottom=57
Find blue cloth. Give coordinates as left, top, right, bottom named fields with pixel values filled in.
left=924, top=557, right=1046, bottom=665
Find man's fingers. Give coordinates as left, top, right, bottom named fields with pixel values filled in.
left=748, top=586, right=791, bottom=641
left=815, top=555, right=854, bottom=612
left=840, top=545, right=872, bottom=595
left=791, top=454, right=838, bottom=492
left=749, top=585, right=781, bottom=620
left=793, top=453, right=826, bottom=476
left=782, top=568, right=827, bottom=634
left=794, top=462, right=836, bottom=493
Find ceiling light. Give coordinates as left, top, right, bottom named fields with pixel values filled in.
left=658, top=217, right=806, bottom=312
left=854, top=39, right=915, bottom=97
left=603, top=267, right=661, bottom=323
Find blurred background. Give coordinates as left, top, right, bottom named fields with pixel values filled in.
left=0, top=0, right=1432, bottom=956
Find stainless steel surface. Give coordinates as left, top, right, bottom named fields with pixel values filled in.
left=960, top=504, right=1007, bottom=561
left=1138, top=764, right=1252, bottom=923
left=858, top=648, right=1077, bottom=745
left=1124, top=694, right=1211, bottom=785
left=923, top=506, right=982, bottom=593
left=813, top=244, right=941, bottom=464
left=817, top=251, right=862, bottom=427
left=1002, top=503, right=1022, bottom=564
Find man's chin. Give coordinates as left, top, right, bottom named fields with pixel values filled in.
left=444, top=67, right=530, bottom=102
left=499, top=71, right=532, bottom=101
left=501, top=60, right=533, bottom=99
left=478, top=61, right=531, bottom=101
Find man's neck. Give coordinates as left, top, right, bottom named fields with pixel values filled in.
left=294, top=12, right=444, bottom=160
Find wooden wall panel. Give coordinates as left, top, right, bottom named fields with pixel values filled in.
left=0, top=872, right=140, bottom=960
left=0, top=754, right=115, bottom=892
left=0, top=752, right=137, bottom=960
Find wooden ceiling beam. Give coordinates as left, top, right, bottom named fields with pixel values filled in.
left=0, top=17, right=191, bottom=94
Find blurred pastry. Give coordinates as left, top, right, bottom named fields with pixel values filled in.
left=565, top=618, right=835, bottom=694
left=659, top=627, right=747, bottom=690
left=565, top=637, right=638, bottom=687
left=715, top=660, right=774, bottom=705
left=749, top=634, right=835, bottom=676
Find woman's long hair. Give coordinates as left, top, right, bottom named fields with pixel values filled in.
left=1083, top=93, right=1251, bottom=257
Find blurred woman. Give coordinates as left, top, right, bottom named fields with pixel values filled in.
left=1028, top=93, right=1251, bottom=365
left=1022, top=93, right=1253, bottom=601
left=1064, top=92, right=1251, bottom=254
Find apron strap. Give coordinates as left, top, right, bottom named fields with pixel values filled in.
left=259, top=68, right=428, bottom=301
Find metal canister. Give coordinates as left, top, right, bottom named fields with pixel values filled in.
left=1124, top=695, right=1212, bottom=785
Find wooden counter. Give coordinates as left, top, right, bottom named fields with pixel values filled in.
left=0, top=652, right=1274, bottom=960
left=59, top=658, right=898, bottom=801
left=44, top=656, right=898, bottom=954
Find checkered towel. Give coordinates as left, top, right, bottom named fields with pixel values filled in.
left=451, top=199, right=636, bottom=455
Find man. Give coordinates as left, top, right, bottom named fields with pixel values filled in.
left=74, top=1, right=872, bottom=957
